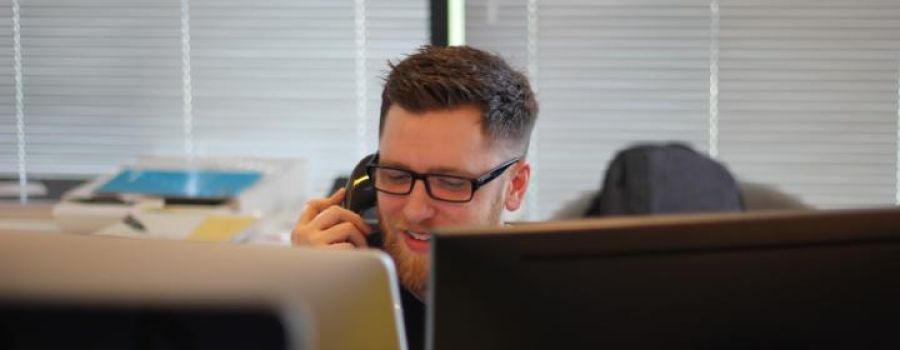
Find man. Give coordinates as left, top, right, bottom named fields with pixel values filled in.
left=291, top=45, right=538, bottom=349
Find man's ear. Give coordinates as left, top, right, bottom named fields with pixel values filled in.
left=504, top=160, right=531, bottom=211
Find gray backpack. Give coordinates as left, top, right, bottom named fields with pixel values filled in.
left=585, top=143, right=745, bottom=217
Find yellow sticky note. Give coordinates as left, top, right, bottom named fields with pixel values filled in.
left=188, top=215, right=256, bottom=242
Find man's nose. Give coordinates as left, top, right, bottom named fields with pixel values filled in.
left=402, top=179, right=436, bottom=224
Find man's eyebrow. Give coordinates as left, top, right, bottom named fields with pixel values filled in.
left=377, top=160, right=475, bottom=177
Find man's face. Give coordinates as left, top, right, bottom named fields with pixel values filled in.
left=376, top=104, right=525, bottom=299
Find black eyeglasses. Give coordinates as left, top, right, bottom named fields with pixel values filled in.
left=365, top=154, right=521, bottom=203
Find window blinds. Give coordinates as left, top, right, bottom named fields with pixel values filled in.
left=4, top=1, right=185, bottom=177
left=0, top=0, right=428, bottom=198
left=467, top=0, right=900, bottom=218
left=717, top=1, right=900, bottom=208
left=0, top=1, right=16, bottom=179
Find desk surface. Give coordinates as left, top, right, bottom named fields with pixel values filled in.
left=0, top=202, right=62, bottom=234
left=0, top=202, right=291, bottom=245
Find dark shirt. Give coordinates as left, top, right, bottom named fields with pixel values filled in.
left=400, top=286, right=425, bottom=350
left=372, top=233, right=424, bottom=350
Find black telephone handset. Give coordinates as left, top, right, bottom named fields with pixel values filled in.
left=342, top=153, right=382, bottom=248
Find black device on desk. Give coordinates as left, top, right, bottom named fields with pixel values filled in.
left=429, top=208, right=900, bottom=350
left=342, top=153, right=381, bottom=247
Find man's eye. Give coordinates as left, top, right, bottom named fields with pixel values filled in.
left=434, top=177, right=468, bottom=190
left=383, top=171, right=411, bottom=183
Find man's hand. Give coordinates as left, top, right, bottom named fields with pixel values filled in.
left=291, top=188, right=374, bottom=250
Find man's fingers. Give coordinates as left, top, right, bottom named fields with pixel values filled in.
left=326, top=242, right=355, bottom=250
left=320, top=222, right=368, bottom=248
left=297, top=188, right=347, bottom=224
left=298, top=199, right=326, bottom=224
left=325, top=187, right=346, bottom=206
left=310, top=206, right=373, bottom=236
left=291, top=188, right=373, bottom=249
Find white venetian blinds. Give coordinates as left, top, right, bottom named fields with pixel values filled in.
left=2, top=1, right=185, bottom=176
left=467, top=0, right=900, bottom=218
left=0, top=0, right=428, bottom=197
left=717, top=1, right=900, bottom=208
left=0, top=0, right=16, bottom=177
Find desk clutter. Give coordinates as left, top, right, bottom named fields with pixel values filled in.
left=52, top=156, right=306, bottom=244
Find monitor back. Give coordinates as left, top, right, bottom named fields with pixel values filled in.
left=0, top=232, right=407, bottom=350
left=429, top=208, right=900, bottom=350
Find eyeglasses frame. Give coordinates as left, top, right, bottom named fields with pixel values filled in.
left=364, top=153, right=521, bottom=203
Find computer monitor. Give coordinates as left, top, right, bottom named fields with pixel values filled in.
left=429, top=208, right=900, bottom=349
left=0, top=232, right=407, bottom=350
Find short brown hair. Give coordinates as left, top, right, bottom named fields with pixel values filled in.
left=379, top=45, right=538, bottom=154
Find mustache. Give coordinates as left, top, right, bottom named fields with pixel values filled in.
left=379, top=218, right=434, bottom=234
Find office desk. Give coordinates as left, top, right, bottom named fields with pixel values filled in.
left=0, top=202, right=62, bottom=234
left=0, top=201, right=290, bottom=245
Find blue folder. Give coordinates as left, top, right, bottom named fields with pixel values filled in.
left=96, top=169, right=263, bottom=200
